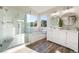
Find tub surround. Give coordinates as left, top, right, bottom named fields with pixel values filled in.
left=28, top=31, right=46, bottom=44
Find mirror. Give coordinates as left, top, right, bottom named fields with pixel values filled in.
left=68, top=15, right=76, bottom=25
left=61, top=13, right=77, bottom=26
left=51, top=16, right=60, bottom=27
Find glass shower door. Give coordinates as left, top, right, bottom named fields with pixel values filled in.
left=0, top=18, right=15, bottom=52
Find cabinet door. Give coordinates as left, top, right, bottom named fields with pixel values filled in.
left=52, top=29, right=59, bottom=43
left=47, top=27, right=53, bottom=41
left=52, top=30, right=66, bottom=46
left=67, top=31, right=78, bottom=52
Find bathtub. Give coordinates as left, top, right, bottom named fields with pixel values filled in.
left=28, top=31, right=46, bottom=44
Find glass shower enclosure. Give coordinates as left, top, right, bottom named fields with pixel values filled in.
left=0, top=7, right=28, bottom=52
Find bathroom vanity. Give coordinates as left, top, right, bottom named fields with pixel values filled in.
left=47, top=28, right=78, bottom=52
left=47, top=7, right=79, bottom=52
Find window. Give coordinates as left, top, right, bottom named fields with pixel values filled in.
left=41, top=20, right=47, bottom=27
left=41, top=16, right=47, bottom=27
left=27, top=14, right=37, bottom=27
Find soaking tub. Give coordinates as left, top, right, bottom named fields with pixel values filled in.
left=28, top=31, right=46, bottom=44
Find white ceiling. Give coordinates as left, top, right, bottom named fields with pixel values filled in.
left=29, top=6, right=55, bottom=13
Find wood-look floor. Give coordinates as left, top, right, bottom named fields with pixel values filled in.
left=26, top=38, right=75, bottom=53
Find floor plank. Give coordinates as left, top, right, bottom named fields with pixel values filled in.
left=27, top=38, right=75, bottom=53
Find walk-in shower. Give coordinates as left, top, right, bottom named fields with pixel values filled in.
left=0, top=6, right=27, bottom=52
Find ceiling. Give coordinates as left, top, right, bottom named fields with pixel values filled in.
left=29, top=6, right=55, bottom=13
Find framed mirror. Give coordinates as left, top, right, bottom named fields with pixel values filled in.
left=61, top=13, right=77, bottom=26
left=51, top=16, right=60, bottom=27
left=68, top=15, right=77, bottom=25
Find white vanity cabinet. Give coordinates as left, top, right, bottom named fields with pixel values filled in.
left=66, top=31, right=78, bottom=52
left=47, top=28, right=78, bottom=52
left=47, top=28, right=67, bottom=47
left=52, top=29, right=66, bottom=47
